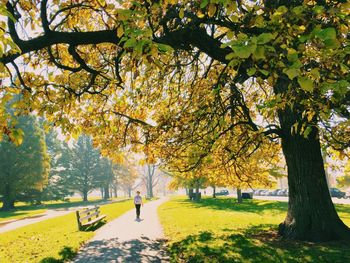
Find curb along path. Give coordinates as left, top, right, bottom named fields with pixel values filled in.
left=73, top=198, right=169, bottom=263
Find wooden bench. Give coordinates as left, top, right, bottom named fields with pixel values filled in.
left=76, top=206, right=106, bottom=231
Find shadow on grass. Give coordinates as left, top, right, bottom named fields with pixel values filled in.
left=180, top=197, right=288, bottom=215
left=168, top=224, right=350, bottom=263
left=40, top=246, right=76, bottom=263
left=82, top=220, right=107, bottom=232
left=181, top=197, right=350, bottom=219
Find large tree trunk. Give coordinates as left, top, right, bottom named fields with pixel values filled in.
left=1, top=185, right=15, bottom=211
left=212, top=186, right=216, bottom=198
left=276, top=86, right=350, bottom=241
left=1, top=197, right=15, bottom=211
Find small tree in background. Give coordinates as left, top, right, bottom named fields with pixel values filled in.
left=96, top=157, right=114, bottom=200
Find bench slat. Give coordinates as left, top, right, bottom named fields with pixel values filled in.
left=81, top=215, right=106, bottom=227
left=79, top=207, right=99, bottom=216
left=79, top=211, right=100, bottom=222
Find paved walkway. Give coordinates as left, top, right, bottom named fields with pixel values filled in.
left=0, top=209, right=73, bottom=233
left=72, top=198, right=169, bottom=263
left=0, top=199, right=129, bottom=234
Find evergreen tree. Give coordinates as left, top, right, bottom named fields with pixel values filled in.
left=63, top=135, right=101, bottom=201
left=41, top=129, right=73, bottom=201
left=0, top=115, right=50, bottom=210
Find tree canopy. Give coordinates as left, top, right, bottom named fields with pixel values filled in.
left=0, top=0, right=349, bottom=241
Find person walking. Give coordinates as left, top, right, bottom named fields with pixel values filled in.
left=134, top=191, right=143, bottom=220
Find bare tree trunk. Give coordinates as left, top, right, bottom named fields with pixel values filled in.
left=194, top=180, right=201, bottom=202
left=188, top=188, right=194, bottom=200
left=104, top=185, right=110, bottom=199
left=82, top=191, right=88, bottom=202
left=237, top=188, right=242, bottom=203
left=212, top=186, right=216, bottom=198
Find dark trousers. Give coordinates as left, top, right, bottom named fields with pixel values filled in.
left=135, top=204, right=141, bottom=218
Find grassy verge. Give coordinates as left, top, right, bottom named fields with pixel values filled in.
left=158, top=196, right=350, bottom=263
left=0, top=197, right=126, bottom=223
left=0, top=199, right=134, bottom=263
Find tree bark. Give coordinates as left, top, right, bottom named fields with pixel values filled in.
left=212, top=186, right=216, bottom=198
left=188, top=188, right=194, bottom=200
left=194, top=181, right=201, bottom=202
left=104, top=185, right=110, bottom=199
left=276, top=91, right=350, bottom=241
left=237, top=188, right=242, bottom=203
left=1, top=185, right=15, bottom=211
left=1, top=197, right=15, bottom=211
left=82, top=191, right=88, bottom=202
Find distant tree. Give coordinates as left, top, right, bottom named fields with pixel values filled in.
left=0, top=115, right=50, bottom=210
left=63, top=135, right=101, bottom=201
left=141, top=163, right=159, bottom=198
left=118, top=163, right=139, bottom=198
left=337, top=160, right=350, bottom=189
left=96, top=157, right=114, bottom=199
left=41, top=130, right=73, bottom=201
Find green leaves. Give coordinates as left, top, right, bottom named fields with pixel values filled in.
left=284, top=68, right=300, bottom=80
left=314, top=27, right=340, bottom=49
left=247, top=68, right=256, bottom=76
left=124, top=38, right=137, bottom=48
left=252, top=46, right=265, bottom=60
left=157, top=43, right=173, bottom=53
left=256, top=33, right=277, bottom=45
left=298, top=77, right=314, bottom=92
left=231, top=44, right=256, bottom=58
left=315, top=27, right=336, bottom=41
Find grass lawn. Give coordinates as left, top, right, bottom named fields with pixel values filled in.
left=0, top=199, right=134, bottom=263
left=0, top=196, right=126, bottom=223
left=158, top=196, right=350, bottom=263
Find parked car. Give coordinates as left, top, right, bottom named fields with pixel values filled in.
left=242, top=192, right=253, bottom=199
left=253, top=189, right=261, bottom=195
left=329, top=188, right=346, bottom=199
left=277, top=189, right=288, bottom=197
left=345, top=190, right=350, bottom=199
left=260, top=190, right=270, bottom=196
left=268, top=189, right=280, bottom=196
left=216, top=190, right=229, bottom=196
left=254, top=189, right=264, bottom=196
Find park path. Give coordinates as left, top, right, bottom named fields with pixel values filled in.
left=0, top=209, right=73, bottom=233
left=72, top=198, right=169, bottom=263
left=0, top=199, right=128, bottom=234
